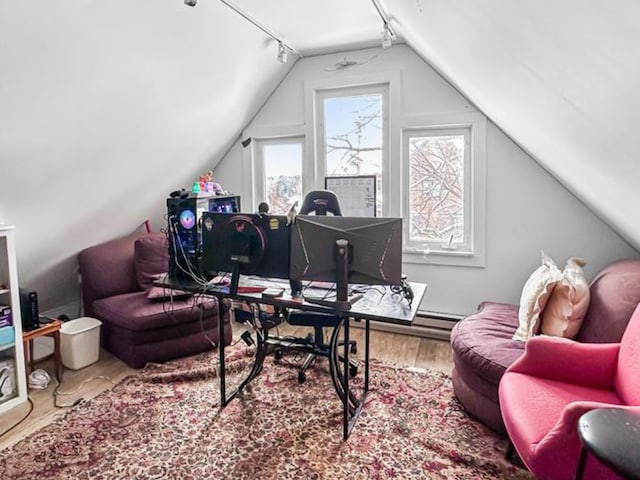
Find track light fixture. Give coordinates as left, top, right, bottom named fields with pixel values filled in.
left=214, top=0, right=300, bottom=64
left=381, top=23, right=393, bottom=48
left=277, top=41, right=288, bottom=64
left=371, top=0, right=395, bottom=48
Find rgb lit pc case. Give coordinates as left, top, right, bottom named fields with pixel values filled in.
left=166, top=194, right=241, bottom=280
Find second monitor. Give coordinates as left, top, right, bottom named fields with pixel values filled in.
left=289, top=215, right=403, bottom=287
left=200, top=212, right=291, bottom=281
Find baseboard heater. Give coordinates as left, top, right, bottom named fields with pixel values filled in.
left=351, top=310, right=464, bottom=341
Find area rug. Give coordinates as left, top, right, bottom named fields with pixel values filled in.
left=0, top=346, right=532, bottom=480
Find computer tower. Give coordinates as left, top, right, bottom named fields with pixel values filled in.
left=166, top=194, right=242, bottom=281
left=19, top=289, right=39, bottom=331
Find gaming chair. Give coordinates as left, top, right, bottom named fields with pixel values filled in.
left=283, top=190, right=358, bottom=383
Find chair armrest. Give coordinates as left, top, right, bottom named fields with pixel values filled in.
left=535, top=403, right=640, bottom=456
left=507, top=336, right=620, bottom=389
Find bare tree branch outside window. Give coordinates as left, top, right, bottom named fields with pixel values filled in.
left=324, top=95, right=383, bottom=215
left=409, top=135, right=465, bottom=244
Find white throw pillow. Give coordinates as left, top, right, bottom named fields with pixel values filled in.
left=513, top=252, right=563, bottom=341
left=540, top=257, right=590, bottom=338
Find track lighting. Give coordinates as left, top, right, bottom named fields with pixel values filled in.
left=184, top=0, right=197, bottom=6
left=277, top=41, right=288, bottom=64
left=216, top=0, right=300, bottom=63
left=381, top=23, right=392, bottom=48
left=371, top=0, right=395, bottom=48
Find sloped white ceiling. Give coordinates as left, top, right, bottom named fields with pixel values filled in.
left=211, top=0, right=640, bottom=249
left=385, top=0, right=640, bottom=250
left=0, top=0, right=295, bottom=308
left=231, top=0, right=383, bottom=55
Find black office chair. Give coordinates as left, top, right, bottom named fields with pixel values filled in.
left=277, top=190, right=358, bottom=383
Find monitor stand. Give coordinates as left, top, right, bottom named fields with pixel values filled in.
left=229, top=261, right=241, bottom=296
left=303, top=239, right=357, bottom=311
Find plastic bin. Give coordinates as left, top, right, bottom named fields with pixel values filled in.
left=60, top=317, right=102, bottom=370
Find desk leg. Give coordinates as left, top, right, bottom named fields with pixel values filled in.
left=219, top=301, right=228, bottom=406
left=342, top=316, right=350, bottom=440
left=364, top=319, right=370, bottom=391
left=219, top=301, right=268, bottom=408
left=328, top=317, right=368, bottom=440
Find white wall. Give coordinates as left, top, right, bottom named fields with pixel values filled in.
left=215, top=44, right=639, bottom=316
left=0, top=1, right=292, bottom=311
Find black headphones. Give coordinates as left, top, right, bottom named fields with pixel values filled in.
left=169, top=189, right=190, bottom=199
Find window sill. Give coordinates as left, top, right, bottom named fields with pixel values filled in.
left=403, top=248, right=486, bottom=268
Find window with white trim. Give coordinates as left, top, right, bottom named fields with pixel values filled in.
left=316, top=84, right=388, bottom=216
left=254, top=137, right=304, bottom=215
left=406, top=128, right=470, bottom=250
left=402, top=114, right=486, bottom=266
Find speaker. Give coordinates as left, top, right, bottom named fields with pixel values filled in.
left=19, top=288, right=39, bottom=332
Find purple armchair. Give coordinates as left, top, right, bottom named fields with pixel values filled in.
left=498, top=301, right=640, bottom=479
left=78, top=232, right=231, bottom=368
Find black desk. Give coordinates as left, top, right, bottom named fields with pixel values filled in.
left=576, top=408, right=640, bottom=480
left=157, top=274, right=427, bottom=439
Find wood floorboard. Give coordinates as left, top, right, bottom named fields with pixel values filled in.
left=0, top=322, right=453, bottom=452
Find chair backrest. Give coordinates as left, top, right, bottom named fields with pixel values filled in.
left=615, top=302, right=640, bottom=404
left=299, top=190, right=342, bottom=216
left=577, top=259, right=640, bottom=343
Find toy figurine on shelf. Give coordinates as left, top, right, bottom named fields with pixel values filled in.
left=199, top=170, right=214, bottom=192
left=198, top=170, right=226, bottom=195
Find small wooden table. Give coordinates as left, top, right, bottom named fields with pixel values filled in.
left=22, top=320, right=63, bottom=383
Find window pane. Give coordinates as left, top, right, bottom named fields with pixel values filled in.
left=263, top=143, right=303, bottom=215
left=409, top=135, right=465, bottom=244
left=324, top=94, right=383, bottom=215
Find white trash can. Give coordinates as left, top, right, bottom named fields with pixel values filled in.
left=60, top=317, right=102, bottom=370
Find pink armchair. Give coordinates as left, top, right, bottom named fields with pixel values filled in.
left=499, top=303, right=640, bottom=480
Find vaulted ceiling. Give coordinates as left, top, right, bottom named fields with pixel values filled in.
left=1, top=0, right=638, bottom=309
left=212, top=0, right=640, bottom=250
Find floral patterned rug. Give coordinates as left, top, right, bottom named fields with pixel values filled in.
left=0, top=346, right=532, bottom=479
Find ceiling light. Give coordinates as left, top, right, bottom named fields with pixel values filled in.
left=277, top=42, right=288, bottom=64
left=216, top=0, right=300, bottom=63
left=381, top=23, right=393, bottom=48
left=184, top=0, right=197, bottom=6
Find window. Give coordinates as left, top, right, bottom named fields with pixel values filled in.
left=407, top=129, right=469, bottom=249
left=402, top=113, right=486, bottom=267
left=254, top=137, right=303, bottom=215
left=316, top=84, right=388, bottom=216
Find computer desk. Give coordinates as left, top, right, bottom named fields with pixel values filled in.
left=156, top=274, right=427, bottom=440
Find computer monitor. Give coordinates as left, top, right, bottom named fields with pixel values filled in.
left=290, top=215, right=403, bottom=290
left=200, top=212, right=290, bottom=284
left=208, top=195, right=241, bottom=213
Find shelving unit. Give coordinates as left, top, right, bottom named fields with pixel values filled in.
left=0, top=225, right=27, bottom=415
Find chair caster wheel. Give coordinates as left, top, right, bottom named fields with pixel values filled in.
left=298, top=371, right=306, bottom=384
left=349, top=366, right=358, bottom=378
left=274, top=349, right=283, bottom=360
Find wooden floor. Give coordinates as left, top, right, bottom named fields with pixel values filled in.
left=0, top=323, right=453, bottom=451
